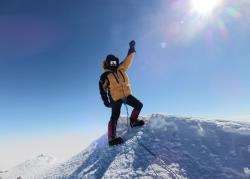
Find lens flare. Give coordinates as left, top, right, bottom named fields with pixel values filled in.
left=191, top=0, right=223, bottom=16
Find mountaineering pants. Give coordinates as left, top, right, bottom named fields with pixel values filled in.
left=108, top=95, right=143, bottom=140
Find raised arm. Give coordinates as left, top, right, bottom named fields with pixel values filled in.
left=118, top=41, right=136, bottom=71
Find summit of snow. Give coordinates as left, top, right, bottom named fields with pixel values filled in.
left=43, top=114, right=250, bottom=179
left=2, top=114, right=250, bottom=178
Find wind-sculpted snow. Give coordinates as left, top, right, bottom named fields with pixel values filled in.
left=43, top=114, right=250, bottom=179
left=1, top=154, right=57, bottom=179
left=2, top=115, right=249, bottom=178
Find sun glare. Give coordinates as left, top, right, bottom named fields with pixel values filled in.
left=191, top=0, right=223, bottom=16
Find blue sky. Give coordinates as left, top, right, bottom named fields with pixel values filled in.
left=0, top=0, right=250, bottom=169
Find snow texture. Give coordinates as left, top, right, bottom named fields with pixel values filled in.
left=2, top=114, right=250, bottom=179
left=1, top=154, right=57, bottom=179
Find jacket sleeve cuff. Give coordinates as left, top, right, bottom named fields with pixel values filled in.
left=127, top=47, right=136, bottom=56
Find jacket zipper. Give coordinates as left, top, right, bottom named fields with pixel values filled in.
left=112, top=72, right=120, bottom=84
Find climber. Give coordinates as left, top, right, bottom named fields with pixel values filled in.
left=99, top=40, right=145, bottom=146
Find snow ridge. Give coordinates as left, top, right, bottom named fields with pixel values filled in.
left=43, top=114, right=250, bottom=179
left=2, top=114, right=250, bottom=178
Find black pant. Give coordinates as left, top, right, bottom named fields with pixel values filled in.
left=110, top=95, right=143, bottom=123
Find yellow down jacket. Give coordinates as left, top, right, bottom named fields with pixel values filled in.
left=100, top=52, right=135, bottom=102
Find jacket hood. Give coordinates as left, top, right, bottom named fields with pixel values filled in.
left=102, top=58, right=119, bottom=71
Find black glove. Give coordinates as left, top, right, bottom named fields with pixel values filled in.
left=104, top=101, right=111, bottom=108
left=129, top=40, right=136, bottom=48
left=128, top=40, right=136, bottom=55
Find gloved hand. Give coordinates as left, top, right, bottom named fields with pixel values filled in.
left=129, top=40, right=136, bottom=48
left=104, top=101, right=111, bottom=108
left=128, top=40, right=136, bottom=54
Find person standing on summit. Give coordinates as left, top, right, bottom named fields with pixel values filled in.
left=99, top=41, right=145, bottom=146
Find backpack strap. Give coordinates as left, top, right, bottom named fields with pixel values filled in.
left=99, top=71, right=112, bottom=104
left=118, top=70, right=126, bottom=82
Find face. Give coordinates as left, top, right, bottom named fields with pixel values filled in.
left=110, top=60, right=117, bottom=67
left=108, top=60, right=118, bottom=71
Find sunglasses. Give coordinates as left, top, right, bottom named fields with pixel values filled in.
left=110, top=60, right=117, bottom=66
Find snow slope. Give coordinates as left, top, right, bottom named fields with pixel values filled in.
left=1, top=154, right=57, bottom=179
left=43, top=114, right=250, bottom=179
left=0, top=171, right=8, bottom=179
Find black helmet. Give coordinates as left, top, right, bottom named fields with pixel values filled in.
left=104, top=54, right=119, bottom=70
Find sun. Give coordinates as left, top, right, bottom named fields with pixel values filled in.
left=191, top=0, right=223, bottom=16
